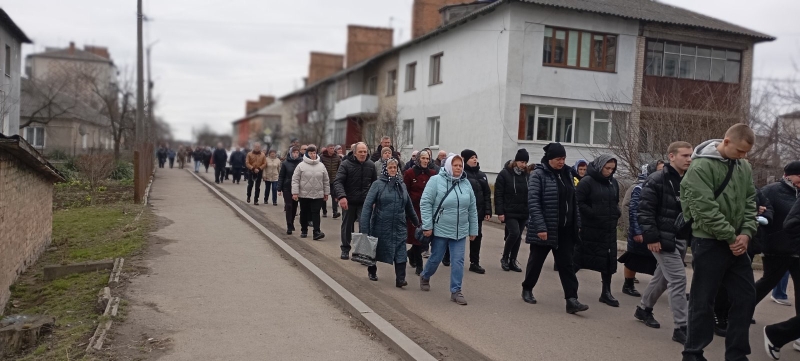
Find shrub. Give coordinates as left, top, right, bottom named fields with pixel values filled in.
left=110, top=161, right=134, bottom=181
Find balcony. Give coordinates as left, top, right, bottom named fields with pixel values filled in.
left=334, top=94, right=378, bottom=120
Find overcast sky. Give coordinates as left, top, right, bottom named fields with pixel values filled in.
left=5, top=0, right=799, bottom=141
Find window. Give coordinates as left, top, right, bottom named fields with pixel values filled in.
left=645, top=40, right=741, bottom=84
left=386, top=70, right=397, bottom=96
left=367, top=76, right=378, bottom=95
left=24, top=127, right=45, bottom=147
left=521, top=105, right=611, bottom=145
left=427, top=117, right=440, bottom=146
left=543, top=27, right=617, bottom=72
left=403, top=119, right=414, bottom=146
left=82, top=134, right=88, bottom=149
left=430, top=53, right=443, bottom=85
left=333, top=120, right=346, bottom=145
left=336, top=78, right=349, bottom=101
left=405, top=62, right=416, bottom=91
left=4, top=45, right=10, bottom=77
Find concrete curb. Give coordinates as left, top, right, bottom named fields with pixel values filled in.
left=188, top=170, right=436, bottom=361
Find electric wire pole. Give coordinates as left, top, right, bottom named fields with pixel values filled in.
left=136, top=0, right=145, bottom=145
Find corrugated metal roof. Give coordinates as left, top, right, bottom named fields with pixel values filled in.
left=518, top=0, right=774, bottom=41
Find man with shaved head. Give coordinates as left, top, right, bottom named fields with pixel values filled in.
left=334, top=142, right=377, bottom=260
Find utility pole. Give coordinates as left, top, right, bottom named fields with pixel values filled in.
left=136, top=0, right=145, bottom=146
left=146, top=41, right=159, bottom=142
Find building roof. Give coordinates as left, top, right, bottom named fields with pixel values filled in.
left=0, top=9, right=32, bottom=43
left=518, top=0, right=774, bottom=41
left=278, top=0, right=773, bottom=100
left=780, top=110, right=800, bottom=119
left=27, top=46, right=113, bottom=64
left=256, top=100, right=283, bottom=117
left=0, top=133, right=65, bottom=182
left=20, top=78, right=112, bottom=127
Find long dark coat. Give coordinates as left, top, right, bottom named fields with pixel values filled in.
left=574, top=155, right=621, bottom=274
left=360, top=175, right=419, bottom=264
left=403, top=165, right=435, bottom=245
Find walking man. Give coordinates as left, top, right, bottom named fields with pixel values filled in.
left=246, top=143, right=267, bottom=204
left=634, top=141, right=693, bottom=344
left=681, top=124, right=758, bottom=361
left=320, top=144, right=342, bottom=219
left=334, top=142, right=377, bottom=260
left=212, top=142, right=227, bottom=184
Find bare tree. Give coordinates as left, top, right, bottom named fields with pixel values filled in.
left=75, top=149, right=115, bottom=205
left=296, top=86, right=332, bottom=147
left=19, top=76, right=78, bottom=129
left=82, top=67, right=135, bottom=160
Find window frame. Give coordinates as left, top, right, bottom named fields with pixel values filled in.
left=24, top=126, right=45, bottom=147
left=402, top=119, right=414, bottom=146
left=4, top=44, right=10, bottom=77
left=386, top=69, right=397, bottom=96
left=522, top=105, right=612, bottom=146
left=644, top=39, right=741, bottom=84
left=405, top=62, right=417, bottom=91
left=542, top=26, right=618, bottom=73
left=336, top=77, right=349, bottom=101
left=366, top=76, right=378, bottom=95
left=333, top=119, right=346, bottom=145
left=429, top=53, right=443, bottom=86
left=427, top=116, right=440, bottom=147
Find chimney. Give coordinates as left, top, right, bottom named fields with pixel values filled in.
left=308, top=52, right=344, bottom=84
left=246, top=100, right=260, bottom=115
left=68, top=41, right=75, bottom=54
left=412, top=0, right=467, bottom=39
left=84, top=45, right=111, bottom=59
left=345, top=25, right=393, bottom=68
left=258, top=95, right=275, bottom=108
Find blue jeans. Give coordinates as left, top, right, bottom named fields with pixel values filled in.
left=194, top=160, right=201, bottom=172
left=421, top=236, right=465, bottom=293
left=263, top=181, right=278, bottom=204
left=773, top=271, right=790, bottom=300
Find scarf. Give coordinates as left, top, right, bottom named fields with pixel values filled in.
left=382, top=159, right=402, bottom=186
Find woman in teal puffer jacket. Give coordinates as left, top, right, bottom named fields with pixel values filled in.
left=360, top=159, right=420, bottom=287
left=419, top=154, right=478, bottom=305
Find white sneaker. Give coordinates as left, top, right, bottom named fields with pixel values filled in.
left=793, top=339, right=800, bottom=352
left=422, top=250, right=431, bottom=258
left=764, top=327, right=781, bottom=360
left=771, top=295, right=792, bottom=306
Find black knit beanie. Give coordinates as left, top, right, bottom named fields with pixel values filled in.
left=514, top=148, right=529, bottom=163
left=542, top=142, right=566, bottom=161
left=785, top=161, right=800, bottom=176
left=461, top=149, right=477, bottom=162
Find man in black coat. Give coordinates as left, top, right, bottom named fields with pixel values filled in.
left=334, top=142, right=378, bottom=260
left=635, top=141, right=693, bottom=344
left=753, top=161, right=800, bottom=315
left=461, top=149, right=492, bottom=274
left=496, top=149, right=530, bottom=272
left=521, top=142, right=587, bottom=314
left=229, top=146, right=247, bottom=184
left=212, top=142, right=228, bottom=184
left=369, top=136, right=402, bottom=163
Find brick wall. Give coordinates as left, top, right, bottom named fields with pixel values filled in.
left=411, top=0, right=465, bottom=39
left=308, top=52, right=344, bottom=84
left=0, top=152, right=55, bottom=313
left=346, top=25, right=393, bottom=68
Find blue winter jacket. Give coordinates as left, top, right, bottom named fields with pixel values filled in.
left=420, top=169, right=478, bottom=240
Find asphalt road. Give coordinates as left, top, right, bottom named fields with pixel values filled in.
left=203, top=170, right=796, bottom=361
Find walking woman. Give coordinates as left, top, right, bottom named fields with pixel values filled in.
left=575, top=154, right=622, bottom=307
left=403, top=148, right=436, bottom=276
left=360, top=159, right=420, bottom=287
left=521, top=143, right=588, bottom=314
left=495, top=149, right=530, bottom=272
left=263, top=149, right=281, bottom=206
left=462, top=149, right=492, bottom=274
left=291, top=145, right=330, bottom=240
left=278, top=147, right=302, bottom=234
left=420, top=154, right=478, bottom=305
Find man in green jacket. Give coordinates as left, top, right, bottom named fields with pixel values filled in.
left=681, top=124, right=758, bottom=361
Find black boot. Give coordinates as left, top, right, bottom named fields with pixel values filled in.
left=508, top=259, right=522, bottom=272
left=599, top=282, right=620, bottom=307
left=634, top=306, right=661, bottom=328
left=522, top=289, right=537, bottom=304
left=714, top=314, right=728, bottom=337
left=566, top=298, right=589, bottom=314
left=469, top=263, right=486, bottom=274
left=672, top=326, right=687, bottom=344
left=395, top=263, right=407, bottom=288
left=622, top=278, right=641, bottom=297
left=501, top=258, right=510, bottom=271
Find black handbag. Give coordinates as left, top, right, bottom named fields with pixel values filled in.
left=675, top=160, right=735, bottom=240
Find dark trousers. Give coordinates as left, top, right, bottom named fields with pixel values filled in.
left=225, top=167, right=231, bottom=179
left=299, top=198, right=323, bottom=233
left=247, top=170, right=262, bottom=200
left=368, top=262, right=407, bottom=282
left=323, top=192, right=339, bottom=215
left=755, top=255, right=800, bottom=315
left=204, top=161, right=209, bottom=172
left=409, top=244, right=423, bottom=267
left=766, top=316, right=800, bottom=348
left=168, top=158, right=174, bottom=168
left=502, top=217, right=525, bottom=261
left=263, top=181, right=278, bottom=204
left=158, top=158, right=166, bottom=168
left=232, top=167, right=243, bottom=183
left=340, top=203, right=364, bottom=253
left=214, top=165, right=225, bottom=182
left=683, top=238, right=755, bottom=361
left=522, top=227, right=579, bottom=299
left=470, top=220, right=484, bottom=264
left=283, top=192, right=298, bottom=229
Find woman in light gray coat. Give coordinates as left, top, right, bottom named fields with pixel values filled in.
left=291, top=145, right=330, bottom=240
left=360, top=158, right=420, bottom=287
left=374, top=147, right=393, bottom=175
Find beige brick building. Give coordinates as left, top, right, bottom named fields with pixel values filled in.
left=0, top=134, right=64, bottom=313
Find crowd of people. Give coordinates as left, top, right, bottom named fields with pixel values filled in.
left=199, top=125, right=799, bottom=361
